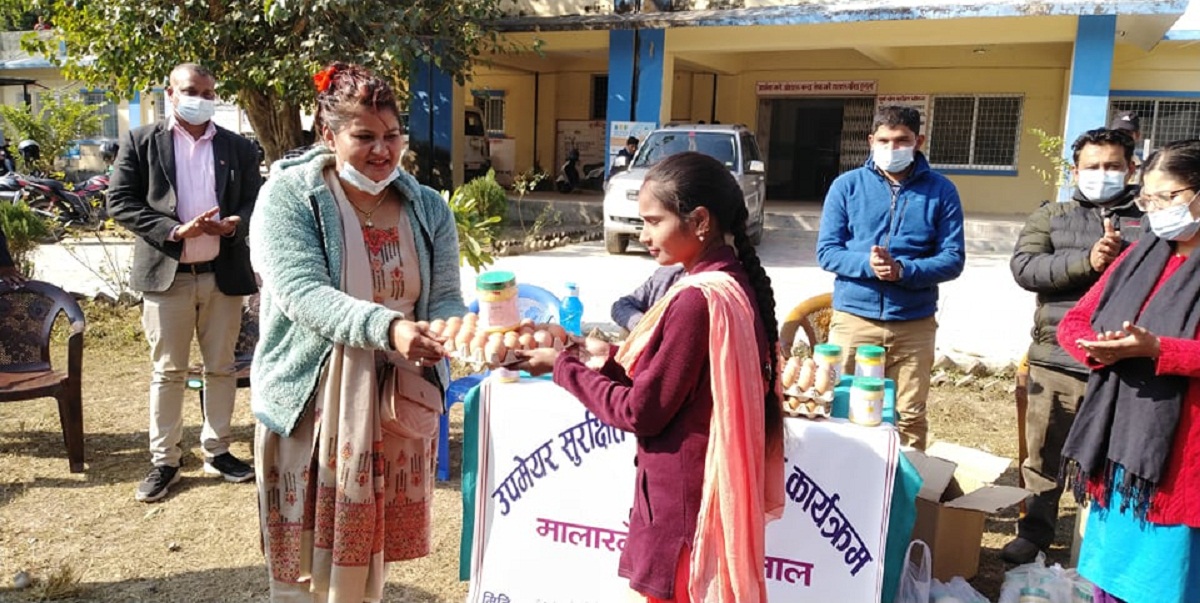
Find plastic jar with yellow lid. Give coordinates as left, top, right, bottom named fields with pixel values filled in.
left=849, top=377, right=884, bottom=426
left=813, top=343, right=843, bottom=381
left=854, top=345, right=886, bottom=379
left=477, top=271, right=520, bottom=333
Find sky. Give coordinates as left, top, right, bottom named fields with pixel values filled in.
left=1172, top=0, right=1200, bottom=30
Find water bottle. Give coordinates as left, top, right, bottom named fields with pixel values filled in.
left=560, top=282, right=584, bottom=336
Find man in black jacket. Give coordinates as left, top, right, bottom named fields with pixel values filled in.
left=1003, top=128, right=1142, bottom=563
left=108, top=63, right=262, bottom=503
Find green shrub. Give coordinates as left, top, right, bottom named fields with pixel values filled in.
left=458, top=169, right=508, bottom=227
left=0, top=202, right=52, bottom=276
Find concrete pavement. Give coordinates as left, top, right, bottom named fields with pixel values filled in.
left=30, top=206, right=1037, bottom=365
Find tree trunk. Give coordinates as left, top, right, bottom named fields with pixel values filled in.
left=238, top=88, right=305, bottom=164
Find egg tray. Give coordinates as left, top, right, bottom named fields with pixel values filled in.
left=782, top=386, right=834, bottom=420
left=451, top=337, right=568, bottom=372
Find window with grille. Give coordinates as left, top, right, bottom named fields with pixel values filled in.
left=473, top=91, right=506, bottom=135
left=928, top=95, right=1023, bottom=170
left=80, top=90, right=118, bottom=139
left=1108, top=98, right=1200, bottom=152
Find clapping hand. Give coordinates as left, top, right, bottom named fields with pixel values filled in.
left=1089, top=218, right=1122, bottom=272
left=870, top=245, right=901, bottom=281
left=177, top=207, right=241, bottom=239
left=1076, top=320, right=1161, bottom=365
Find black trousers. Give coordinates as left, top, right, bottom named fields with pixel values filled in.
left=1018, top=364, right=1087, bottom=547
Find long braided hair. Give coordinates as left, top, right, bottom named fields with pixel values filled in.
left=642, top=151, right=784, bottom=447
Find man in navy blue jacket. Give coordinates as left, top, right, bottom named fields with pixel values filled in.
left=817, top=105, right=965, bottom=450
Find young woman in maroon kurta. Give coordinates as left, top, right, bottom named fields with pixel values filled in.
left=516, top=152, right=784, bottom=602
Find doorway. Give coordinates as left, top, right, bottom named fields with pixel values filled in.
left=759, top=97, right=875, bottom=201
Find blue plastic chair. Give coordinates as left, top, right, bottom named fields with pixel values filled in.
left=437, top=284, right=562, bottom=481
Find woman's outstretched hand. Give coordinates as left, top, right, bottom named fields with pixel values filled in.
left=1076, top=320, right=1161, bottom=365
left=390, top=319, right=448, bottom=367
left=511, top=348, right=559, bottom=376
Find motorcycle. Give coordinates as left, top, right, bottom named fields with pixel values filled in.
left=3, top=172, right=109, bottom=232
left=581, top=162, right=605, bottom=191
left=555, top=149, right=581, bottom=193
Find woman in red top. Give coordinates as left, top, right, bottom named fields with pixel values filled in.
left=516, top=152, right=784, bottom=603
left=1056, top=139, right=1200, bottom=603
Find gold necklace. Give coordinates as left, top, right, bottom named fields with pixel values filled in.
left=350, top=189, right=388, bottom=227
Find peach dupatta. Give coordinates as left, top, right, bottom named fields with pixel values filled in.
left=615, top=270, right=785, bottom=603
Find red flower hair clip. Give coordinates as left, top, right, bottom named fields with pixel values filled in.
left=313, top=66, right=337, bottom=93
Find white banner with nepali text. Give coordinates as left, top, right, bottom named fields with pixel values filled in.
left=465, top=378, right=899, bottom=603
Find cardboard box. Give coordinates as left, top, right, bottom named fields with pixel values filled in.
left=905, top=442, right=1030, bottom=581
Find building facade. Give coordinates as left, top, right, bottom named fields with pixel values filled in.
left=429, top=0, right=1199, bottom=214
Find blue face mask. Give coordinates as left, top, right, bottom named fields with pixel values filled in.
left=1147, top=192, right=1200, bottom=241
left=873, top=146, right=914, bottom=173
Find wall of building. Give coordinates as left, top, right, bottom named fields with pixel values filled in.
left=1111, top=41, right=1200, bottom=92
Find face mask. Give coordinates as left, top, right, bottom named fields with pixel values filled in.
left=1077, top=169, right=1128, bottom=203
left=339, top=161, right=399, bottom=195
left=873, top=146, right=914, bottom=173
left=174, top=94, right=215, bottom=126
left=1147, top=194, right=1200, bottom=241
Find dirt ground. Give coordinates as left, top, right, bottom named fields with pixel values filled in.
left=0, top=303, right=1072, bottom=602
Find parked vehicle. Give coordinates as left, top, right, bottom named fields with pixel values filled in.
left=602, top=123, right=767, bottom=254
left=3, top=172, right=109, bottom=232
left=556, top=148, right=581, bottom=193
left=398, top=106, right=492, bottom=187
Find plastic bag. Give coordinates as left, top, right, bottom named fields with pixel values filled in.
left=998, top=552, right=1094, bottom=603
left=896, top=539, right=932, bottom=603
left=930, top=576, right=990, bottom=603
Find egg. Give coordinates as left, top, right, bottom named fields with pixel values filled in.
left=455, top=324, right=473, bottom=351
left=781, top=356, right=801, bottom=388
left=533, top=330, right=553, bottom=349
left=503, top=331, right=520, bottom=351
left=428, top=319, right=446, bottom=337
left=463, top=312, right=479, bottom=324
left=519, top=318, right=536, bottom=331
left=544, top=323, right=569, bottom=344
left=484, top=339, right=506, bottom=366
left=814, top=365, right=832, bottom=394
left=797, top=358, right=816, bottom=391
left=487, top=331, right=503, bottom=344
left=443, top=317, right=462, bottom=341
left=518, top=332, right=535, bottom=350
left=470, top=333, right=489, bottom=358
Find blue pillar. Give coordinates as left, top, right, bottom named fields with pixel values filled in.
left=605, top=29, right=666, bottom=175
left=127, top=91, right=141, bottom=132
left=1060, top=14, right=1116, bottom=201
left=409, top=59, right=455, bottom=192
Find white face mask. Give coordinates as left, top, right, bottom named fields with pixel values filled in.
left=174, top=94, right=215, bottom=126
left=339, top=161, right=399, bottom=195
left=1147, top=193, right=1200, bottom=241
left=873, top=146, right=914, bottom=173
left=1077, top=169, right=1128, bottom=203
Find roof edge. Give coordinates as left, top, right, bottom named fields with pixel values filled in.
left=494, top=0, right=1189, bottom=33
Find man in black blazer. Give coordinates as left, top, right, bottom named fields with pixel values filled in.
left=108, top=63, right=262, bottom=502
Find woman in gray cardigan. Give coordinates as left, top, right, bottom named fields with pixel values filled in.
left=248, top=62, right=466, bottom=602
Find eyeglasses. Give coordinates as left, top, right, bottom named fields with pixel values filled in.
left=1134, top=187, right=1197, bottom=212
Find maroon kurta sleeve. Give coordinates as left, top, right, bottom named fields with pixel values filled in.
left=553, top=288, right=711, bottom=437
